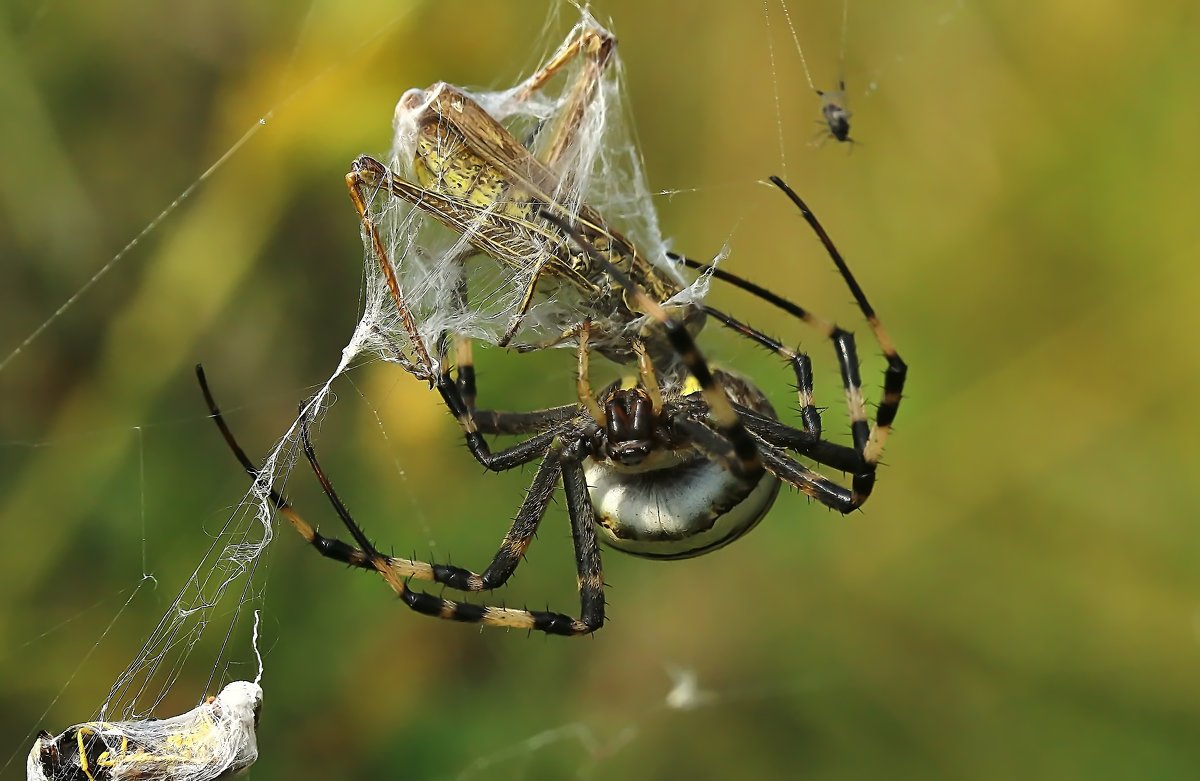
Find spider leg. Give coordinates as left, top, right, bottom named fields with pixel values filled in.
left=433, top=321, right=608, bottom=472
left=198, top=364, right=389, bottom=572
left=435, top=352, right=592, bottom=471
left=433, top=443, right=562, bottom=593
left=755, top=438, right=856, bottom=513
left=769, top=177, right=906, bottom=484
left=438, top=236, right=577, bottom=432
left=576, top=320, right=608, bottom=425
left=665, top=408, right=853, bottom=512
left=297, top=408, right=563, bottom=581
left=701, top=304, right=821, bottom=437
left=768, top=177, right=907, bottom=503
left=673, top=178, right=907, bottom=508
left=472, top=318, right=606, bottom=430
left=449, top=332, right=583, bottom=435
left=453, top=336, right=477, bottom=410
left=303, top=422, right=602, bottom=636
left=425, top=436, right=604, bottom=635
left=675, top=253, right=867, bottom=453
left=377, top=326, right=575, bottom=435
left=439, top=254, right=583, bottom=435
left=559, top=449, right=606, bottom=632
left=198, top=365, right=565, bottom=588
left=200, top=366, right=602, bottom=634
left=631, top=337, right=663, bottom=411
left=666, top=416, right=762, bottom=480
left=471, top=405, right=582, bottom=436
left=732, top=403, right=864, bottom=474
left=405, top=442, right=604, bottom=636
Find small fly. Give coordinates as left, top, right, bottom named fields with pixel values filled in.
left=816, top=79, right=854, bottom=145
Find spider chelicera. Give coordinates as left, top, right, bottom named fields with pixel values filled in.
left=197, top=177, right=906, bottom=637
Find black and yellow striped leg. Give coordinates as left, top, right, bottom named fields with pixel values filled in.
left=702, top=305, right=821, bottom=437
left=559, top=449, right=605, bottom=633
left=444, top=329, right=580, bottom=435
left=435, top=367, right=582, bottom=472
left=432, top=449, right=561, bottom=592
left=198, top=365, right=437, bottom=578
left=449, top=333, right=583, bottom=436
left=675, top=255, right=871, bottom=500
left=198, top=365, right=578, bottom=598
left=298, top=408, right=553, bottom=550
left=673, top=178, right=908, bottom=509
left=454, top=336, right=477, bottom=411
left=438, top=328, right=592, bottom=448
left=401, top=440, right=604, bottom=636
left=297, top=416, right=600, bottom=634
left=646, top=315, right=762, bottom=478
left=770, top=176, right=907, bottom=501
left=671, top=253, right=861, bottom=439
left=828, top=324, right=875, bottom=503
left=576, top=320, right=608, bottom=425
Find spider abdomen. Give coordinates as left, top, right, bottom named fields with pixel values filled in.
left=585, top=452, right=780, bottom=560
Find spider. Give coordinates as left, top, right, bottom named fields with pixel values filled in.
left=197, top=177, right=906, bottom=637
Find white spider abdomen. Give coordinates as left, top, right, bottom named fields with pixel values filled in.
left=585, top=454, right=780, bottom=560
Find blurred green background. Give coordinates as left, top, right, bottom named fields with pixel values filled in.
left=2, top=0, right=1199, bottom=778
